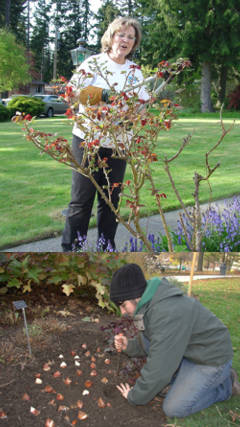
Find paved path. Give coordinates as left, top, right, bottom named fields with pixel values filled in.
left=168, top=274, right=238, bottom=282
left=3, top=195, right=238, bottom=252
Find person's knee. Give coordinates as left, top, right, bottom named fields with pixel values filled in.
left=162, top=398, right=189, bottom=418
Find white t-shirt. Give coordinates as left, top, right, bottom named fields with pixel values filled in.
left=71, top=52, right=149, bottom=147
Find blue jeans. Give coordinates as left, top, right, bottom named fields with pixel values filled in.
left=142, top=335, right=232, bottom=417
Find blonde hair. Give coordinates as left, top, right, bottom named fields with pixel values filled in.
left=101, top=17, right=142, bottom=59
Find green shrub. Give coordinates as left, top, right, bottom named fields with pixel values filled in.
left=7, top=96, right=45, bottom=116
left=178, top=79, right=201, bottom=112
left=0, top=253, right=126, bottom=313
left=0, top=103, right=11, bottom=121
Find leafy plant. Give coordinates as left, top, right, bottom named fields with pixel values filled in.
left=14, top=57, right=234, bottom=251
left=8, top=96, right=44, bottom=117
left=0, top=254, right=41, bottom=294
left=0, top=29, right=30, bottom=92
left=0, top=104, right=11, bottom=121
left=0, top=253, right=126, bottom=312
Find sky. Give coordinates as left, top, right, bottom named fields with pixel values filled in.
left=30, top=0, right=102, bottom=16
left=90, top=0, right=102, bottom=13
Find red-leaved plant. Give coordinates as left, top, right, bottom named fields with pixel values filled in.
left=13, top=58, right=233, bottom=251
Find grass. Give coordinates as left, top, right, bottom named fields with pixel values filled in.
left=1, top=111, right=240, bottom=248
left=168, top=278, right=240, bottom=427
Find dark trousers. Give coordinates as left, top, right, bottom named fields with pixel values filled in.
left=62, top=135, right=126, bottom=251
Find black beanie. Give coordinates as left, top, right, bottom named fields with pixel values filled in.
left=110, top=263, right=147, bottom=305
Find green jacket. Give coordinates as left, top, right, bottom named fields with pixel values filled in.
left=126, top=277, right=233, bottom=406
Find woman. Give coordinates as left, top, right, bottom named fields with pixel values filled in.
left=62, top=17, right=149, bottom=252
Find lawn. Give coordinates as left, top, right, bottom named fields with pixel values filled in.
left=0, top=111, right=240, bottom=248
left=0, top=275, right=239, bottom=426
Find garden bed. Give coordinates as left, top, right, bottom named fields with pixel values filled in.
left=0, top=294, right=166, bottom=427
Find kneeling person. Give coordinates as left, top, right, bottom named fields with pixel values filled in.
left=110, top=263, right=240, bottom=418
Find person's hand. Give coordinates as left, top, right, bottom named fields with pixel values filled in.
left=116, top=383, right=132, bottom=399
left=114, top=333, right=128, bottom=352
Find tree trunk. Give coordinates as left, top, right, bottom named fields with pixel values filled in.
left=219, top=65, right=228, bottom=104
left=197, top=252, right=204, bottom=271
left=201, top=62, right=214, bottom=112
left=5, top=0, right=11, bottom=26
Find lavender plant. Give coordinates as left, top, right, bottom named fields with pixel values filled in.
left=176, top=196, right=240, bottom=252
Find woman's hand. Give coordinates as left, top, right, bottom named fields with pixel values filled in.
left=116, top=383, right=132, bottom=399
left=114, top=334, right=128, bottom=352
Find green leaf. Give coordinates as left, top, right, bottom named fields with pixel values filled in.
left=7, top=278, right=21, bottom=288
left=81, top=316, right=91, bottom=322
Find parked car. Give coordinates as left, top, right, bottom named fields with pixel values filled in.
left=2, top=94, right=28, bottom=106
left=33, top=94, right=68, bottom=117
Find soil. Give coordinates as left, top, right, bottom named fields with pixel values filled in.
left=0, top=292, right=167, bottom=427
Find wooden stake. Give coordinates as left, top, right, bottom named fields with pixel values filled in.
left=188, top=252, right=198, bottom=296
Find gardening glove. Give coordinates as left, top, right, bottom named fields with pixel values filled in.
left=162, top=70, right=174, bottom=83
left=79, top=85, right=111, bottom=105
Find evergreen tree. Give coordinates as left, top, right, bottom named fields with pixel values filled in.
left=112, top=0, right=140, bottom=16
left=30, top=0, right=52, bottom=82
left=154, top=0, right=240, bottom=111
left=93, top=1, right=120, bottom=52
left=0, top=0, right=28, bottom=44
left=50, top=0, right=92, bottom=79
left=137, top=1, right=176, bottom=67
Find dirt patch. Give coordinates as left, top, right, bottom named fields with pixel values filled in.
left=0, top=303, right=166, bottom=427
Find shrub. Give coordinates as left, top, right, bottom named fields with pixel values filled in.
left=0, top=253, right=126, bottom=312
left=7, top=96, right=45, bottom=116
left=178, top=79, right=201, bottom=112
left=0, top=103, right=11, bottom=121
left=227, top=85, right=240, bottom=110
